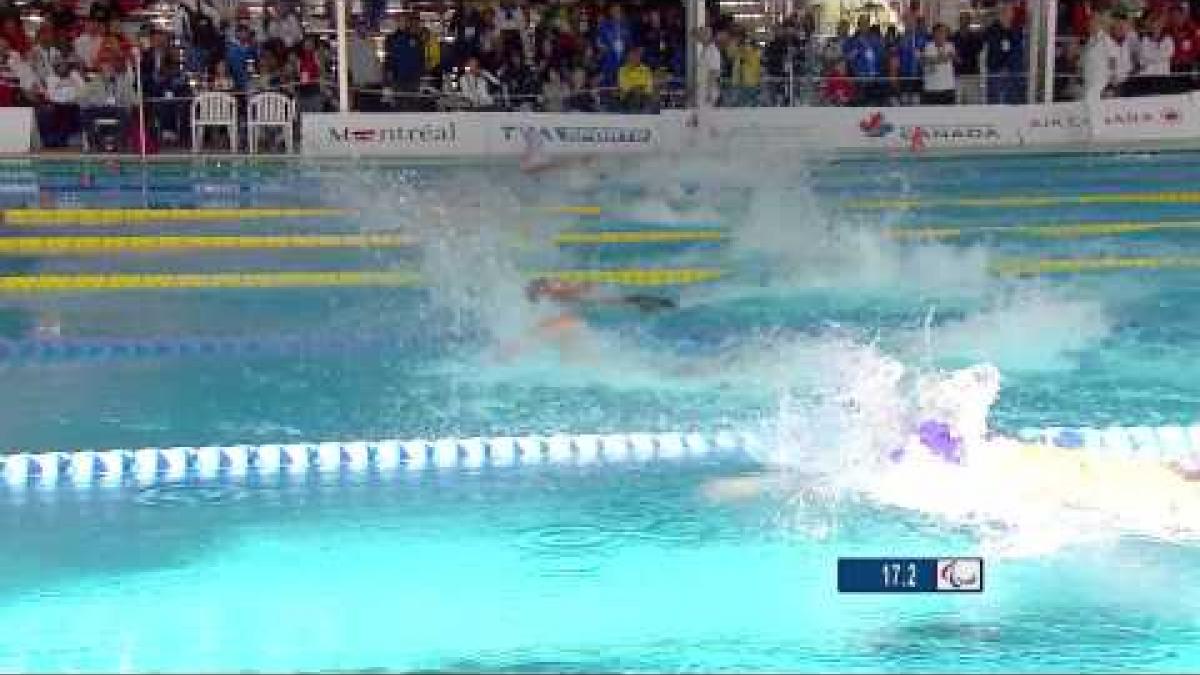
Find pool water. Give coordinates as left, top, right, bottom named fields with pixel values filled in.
left=2, top=152, right=1200, bottom=672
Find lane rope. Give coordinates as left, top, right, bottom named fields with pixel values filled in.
left=847, top=191, right=1200, bottom=210
left=0, top=334, right=396, bottom=363
left=1, top=425, right=1196, bottom=491
left=0, top=268, right=725, bottom=292
left=889, top=220, right=1200, bottom=240
left=0, top=234, right=415, bottom=254
left=3, top=207, right=353, bottom=225
left=991, top=256, right=1200, bottom=276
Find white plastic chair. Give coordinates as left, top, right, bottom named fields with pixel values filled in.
left=191, top=91, right=239, bottom=153
left=247, top=92, right=295, bottom=154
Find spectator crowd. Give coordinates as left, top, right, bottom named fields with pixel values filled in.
left=0, top=0, right=1194, bottom=151
left=0, top=0, right=699, bottom=151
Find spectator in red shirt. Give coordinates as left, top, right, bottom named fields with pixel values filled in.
left=822, top=58, right=855, bottom=105
left=1167, top=3, right=1197, bottom=89
left=0, top=17, right=29, bottom=56
left=1070, top=0, right=1094, bottom=38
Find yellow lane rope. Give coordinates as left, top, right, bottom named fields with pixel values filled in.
left=1, top=258, right=1196, bottom=289
left=3, top=207, right=355, bottom=225
left=991, top=256, right=1200, bottom=276
left=889, top=220, right=1200, bottom=240
left=0, top=234, right=415, bottom=254
left=0, top=268, right=725, bottom=292
left=554, top=230, right=727, bottom=245
left=849, top=191, right=1200, bottom=210
left=538, top=206, right=603, bottom=216
left=1, top=223, right=1190, bottom=251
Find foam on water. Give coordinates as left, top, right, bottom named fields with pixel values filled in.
left=909, top=286, right=1114, bottom=373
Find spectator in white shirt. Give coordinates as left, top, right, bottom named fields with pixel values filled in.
left=347, top=22, right=383, bottom=110
left=269, top=5, right=304, bottom=50
left=457, top=56, right=499, bottom=108
left=1136, top=14, right=1174, bottom=95
left=1110, top=12, right=1137, bottom=95
left=695, top=26, right=721, bottom=107
left=921, top=23, right=957, bottom=104
left=36, top=60, right=85, bottom=148
left=1081, top=13, right=1118, bottom=100
left=28, top=28, right=65, bottom=83
left=74, top=18, right=105, bottom=68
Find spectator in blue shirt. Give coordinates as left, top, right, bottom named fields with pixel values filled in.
left=896, top=16, right=930, bottom=104
left=843, top=16, right=884, bottom=104
left=983, top=3, right=1025, bottom=103
left=385, top=15, right=426, bottom=106
left=596, top=3, right=632, bottom=87
left=225, top=24, right=257, bottom=91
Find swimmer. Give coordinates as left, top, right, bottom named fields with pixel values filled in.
left=495, top=277, right=677, bottom=362
left=703, top=363, right=1200, bottom=540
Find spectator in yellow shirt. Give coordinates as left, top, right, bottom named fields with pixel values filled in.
left=731, top=32, right=762, bottom=106
left=617, top=46, right=656, bottom=112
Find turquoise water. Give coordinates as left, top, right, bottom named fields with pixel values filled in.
left=2, top=153, right=1200, bottom=671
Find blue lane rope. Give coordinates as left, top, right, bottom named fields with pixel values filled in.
left=1, top=426, right=1197, bottom=492
left=0, top=334, right=396, bottom=363
left=0, top=430, right=761, bottom=490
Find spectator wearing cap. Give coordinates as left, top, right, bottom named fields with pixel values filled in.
left=617, top=44, right=654, bottom=111
left=983, top=3, right=1026, bottom=103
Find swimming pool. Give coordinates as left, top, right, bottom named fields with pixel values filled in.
left=2, top=151, right=1199, bottom=672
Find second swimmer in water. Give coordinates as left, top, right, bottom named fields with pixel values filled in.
left=496, top=277, right=677, bottom=362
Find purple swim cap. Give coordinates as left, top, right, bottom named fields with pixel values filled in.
left=918, top=419, right=964, bottom=464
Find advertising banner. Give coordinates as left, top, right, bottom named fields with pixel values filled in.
left=485, top=113, right=662, bottom=156
left=302, top=112, right=482, bottom=157
left=1087, top=94, right=1200, bottom=142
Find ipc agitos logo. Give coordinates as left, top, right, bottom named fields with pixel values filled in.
left=936, top=558, right=983, bottom=591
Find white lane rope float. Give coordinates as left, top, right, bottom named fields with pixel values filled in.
left=1, top=426, right=1199, bottom=492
